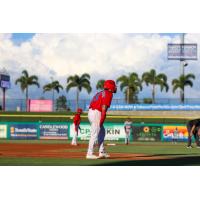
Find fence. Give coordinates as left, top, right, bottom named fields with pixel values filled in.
left=0, top=121, right=189, bottom=142
left=1, top=98, right=200, bottom=112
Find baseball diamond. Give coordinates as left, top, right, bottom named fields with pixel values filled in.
left=0, top=112, right=200, bottom=165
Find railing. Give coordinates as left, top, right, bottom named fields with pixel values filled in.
left=1, top=98, right=200, bottom=112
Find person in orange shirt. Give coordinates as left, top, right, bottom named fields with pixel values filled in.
left=71, top=108, right=82, bottom=146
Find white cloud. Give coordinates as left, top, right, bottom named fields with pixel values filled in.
left=0, top=33, right=199, bottom=102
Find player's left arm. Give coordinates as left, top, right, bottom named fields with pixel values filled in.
left=190, top=125, right=196, bottom=136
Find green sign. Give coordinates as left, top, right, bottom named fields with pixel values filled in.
left=70, top=123, right=126, bottom=141
left=133, top=125, right=162, bottom=141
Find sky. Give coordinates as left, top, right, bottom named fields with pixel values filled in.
left=0, top=33, right=200, bottom=102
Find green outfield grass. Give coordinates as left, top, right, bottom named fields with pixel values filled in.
left=0, top=140, right=200, bottom=166
left=0, top=112, right=194, bottom=165
left=0, top=111, right=189, bottom=124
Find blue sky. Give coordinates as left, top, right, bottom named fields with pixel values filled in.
left=1, top=33, right=199, bottom=102
left=11, top=33, right=35, bottom=45
left=10, top=33, right=182, bottom=45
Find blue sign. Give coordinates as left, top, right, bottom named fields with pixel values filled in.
left=39, top=123, right=68, bottom=139
left=1, top=80, right=11, bottom=89
left=9, top=124, right=38, bottom=139
left=86, top=104, right=200, bottom=111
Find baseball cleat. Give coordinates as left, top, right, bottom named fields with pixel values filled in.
left=98, top=152, right=110, bottom=159
left=86, top=154, right=98, bottom=159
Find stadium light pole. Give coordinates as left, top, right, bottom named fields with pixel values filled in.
left=180, top=33, right=188, bottom=104
left=2, top=87, right=5, bottom=111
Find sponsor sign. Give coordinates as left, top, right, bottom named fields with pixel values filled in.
left=163, top=125, right=188, bottom=141
left=0, top=74, right=11, bottom=89
left=168, top=43, right=197, bottom=60
left=9, top=124, right=38, bottom=139
left=133, top=125, right=162, bottom=141
left=28, top=100, right=53, bottom=112
left=39, top=123, right=68, bottom=139
left=70, top=123, right=126, bottom=141
left=0, top=125, right=7, bottom=138
left=0, top=80, right=11, bottom=89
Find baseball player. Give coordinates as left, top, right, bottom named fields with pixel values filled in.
left=186, top=118, right=200, bottom=148
left=86, top=80, right=117, bottom=159
left=71, top=108, right=82, bottom=146
left=172, top=127, right=179, bottom=144
left=124, top=118, right=133, bottom=145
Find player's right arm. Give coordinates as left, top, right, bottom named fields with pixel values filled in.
left=100, top=105, right=108, bottom=127
left=99, top=90, right=113, bottom=127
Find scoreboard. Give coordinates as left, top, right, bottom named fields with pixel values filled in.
left=0, top=74, right=11, bottom=89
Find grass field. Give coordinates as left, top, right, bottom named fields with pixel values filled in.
left=0, top=112, right=196, bottom=166
left=0, top=140, right=200, bottom=166
left=0, top=111, right=189, bottom=124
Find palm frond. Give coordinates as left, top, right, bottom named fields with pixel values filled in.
left=31, top=81, right=40, bottom=88
left=117, top=75, right=128, bottom=84
left=66, top=82, right=77, bottom=92
left=184, top=80, right=193, bottom=87
left=81, top=73, right=90, bottom=80
left=185, top=73, right=195, bottom=80
left=67, top=76, right=76, bottom=83
left=22, top=70, right=29, bottom=78
left=81, top=82, right=92, bottom=93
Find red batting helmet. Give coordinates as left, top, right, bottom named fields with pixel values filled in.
left=77, top=108, right=83, bottom=113
left=104, top=80, right=117, bottom=93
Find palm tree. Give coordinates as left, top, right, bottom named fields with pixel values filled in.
left=15, top=70, right=40, bottom=111
left=56, top=95, right=67, bottom=111
left=96, top=79, right=105, bottom=90
left=142, top=69, right=169, bottom=103
left=172, top=74, right=195, bottom=103
left=66, top=73, right=92, bottom=109
left=43, top=80, right=63, bottom=103
left=117, top=73, right=142, bottom=104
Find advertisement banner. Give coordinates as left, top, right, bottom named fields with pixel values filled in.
left=0, top=74, right=11, bottom=89
left=168, top=43, right=197, bottom=60
left=9, top=124, right=38, bottom=139
left=1, top=80, right=11, bottom=89
left=0, top=125, right=7, bottom=138
left=163, top=125, right=188, bottom=141
left=39, top=123, right=68, bottom=139
left=108, top=104, right=200, bottom=111
left=70, top=123, right=126, bottom=141
left=28, top=100, right=53, bottom=112
left=133, top=125, right=162, bottom=141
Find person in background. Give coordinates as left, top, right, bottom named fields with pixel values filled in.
left=172, top=127, right=179, bottom=144
left=124, top=117, right=133, bottom=145
left=71, top=108, right=82, bottom=146
left=186, top=118, right=200, bottom=148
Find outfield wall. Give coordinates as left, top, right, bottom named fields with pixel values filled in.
left=0, top=122, right=189, bottom=142
left=107, top=110, right=200, bottom=118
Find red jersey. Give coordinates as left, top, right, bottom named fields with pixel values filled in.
left=73, top=114, right=81, bottom=126
left=89, top=90, right=113, bottom=112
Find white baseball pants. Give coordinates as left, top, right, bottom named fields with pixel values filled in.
left=125, top=132, right=130, bottom=144
left=87, top=109, right=105, bottom=155
left=71, top=124, right=78, bottom=145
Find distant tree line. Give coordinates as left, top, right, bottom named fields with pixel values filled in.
left=15, top=69, right=195, bottom=111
